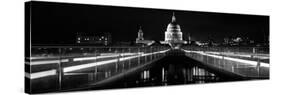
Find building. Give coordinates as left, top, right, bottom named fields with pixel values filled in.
left=136, top=26, right=144, bottom=41
left=135, top=26, right=155, bottom=46
left=160, top=12, right=187, bottom=48
left=76, top=32, right=111, bottom=45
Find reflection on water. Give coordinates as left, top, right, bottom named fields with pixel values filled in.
left=125, top=60, right=220, bottom=86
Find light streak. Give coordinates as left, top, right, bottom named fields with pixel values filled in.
left=64, top=59, right=119, bottom=72
left=64, top=49, right=169, bottom=72
left=25, top=69, right=57, bottom=79
left=27, top=59, right=69, bottom=65
left=73, top=53, right=140, bottom=61
left=27, top=53, right=141, bottom=66
left=183, top=49, right=269, bottom=67
left=26, top=49, right=170, bottom=79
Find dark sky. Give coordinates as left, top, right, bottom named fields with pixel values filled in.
left=28, top=1, right=269, bottom=44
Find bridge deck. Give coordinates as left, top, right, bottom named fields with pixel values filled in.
left=26, top=48, right=269, bottom=93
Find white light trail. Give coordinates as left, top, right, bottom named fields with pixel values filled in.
left=27, top=53, right=141, bottom=66
left=64, top=59, right=119, bottom=72
left=29, top=56, right=57, bottom=60
left=73, top=53, right=140, bottom=61
left=27, top=59, right=69, bottom=66
left=73, top=55, right=119, bottom=61
left=183, top=49, right=269, bottom=68
left=26, top=49, right=170, bottom=79
left=25, top=69, right=57, bottom=79
left=119, top=55, right=141, bottom=61
left=64, top=49, right=169, bottom=73
left=206, top=52, right=269, bottom=59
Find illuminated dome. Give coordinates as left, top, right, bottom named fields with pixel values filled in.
left=166, top=13, right=181, bottom=32
left=160, top=12, right=187, bottom=48
left=165, top=12, right=183, bottom=41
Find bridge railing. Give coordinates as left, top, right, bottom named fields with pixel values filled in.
left=182, top=46, right=269, bottom=54
left=26, top=46, right=170, bottom=93
left=30, top=46, right=169, bottom=57
left=182, top=46, right=269, bottom=78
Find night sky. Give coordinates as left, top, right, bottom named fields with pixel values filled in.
left=28, top=1, right=269, bottom=44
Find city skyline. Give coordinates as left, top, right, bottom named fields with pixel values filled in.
left=30, top=1, right=269, bottom=44
left=25, top=1, right=270, bottom=94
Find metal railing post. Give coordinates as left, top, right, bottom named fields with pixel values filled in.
left=58, top=48, right=62, bottom=91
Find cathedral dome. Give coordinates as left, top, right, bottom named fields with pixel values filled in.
left=162, top=12, right=187, bottom=47
left=166, top=13, right=181, bottom=32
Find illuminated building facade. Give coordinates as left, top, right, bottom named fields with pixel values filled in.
left=135, top=26, right=155, bottom=46
left=161, top=13, right=187, bottom=48
left=136, top=26, right=144, bottom=41
left=76, top=32, right=111, bottom=45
